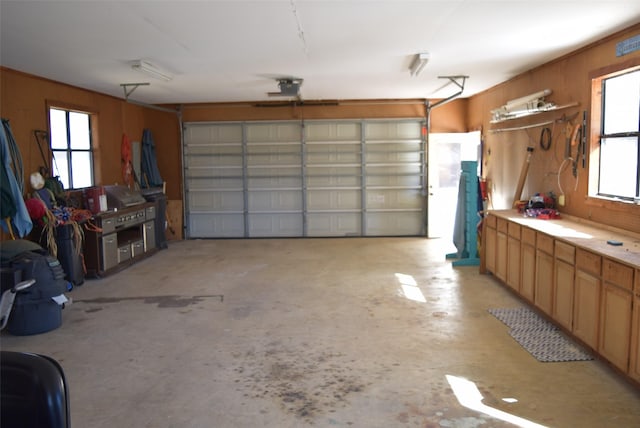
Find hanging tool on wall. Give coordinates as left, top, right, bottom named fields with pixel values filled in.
left=512, top=146, right=535, bottom=208
left=570, top=121, right=582, bottom=177
left=569, top=110, right=588, bottom=177
left=580, top=110, right=587, bottom=168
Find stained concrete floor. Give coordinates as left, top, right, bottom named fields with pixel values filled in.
left=2, top=237, right=640, bottom=427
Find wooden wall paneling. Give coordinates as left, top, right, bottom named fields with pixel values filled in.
left=467, top=23, right=640, bottom=235
left=0, top=67, right=181, bottom=222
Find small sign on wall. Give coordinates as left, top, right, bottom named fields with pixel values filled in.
left=616, top=34, right=640, bottom=57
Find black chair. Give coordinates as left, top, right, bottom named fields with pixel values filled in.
left=0, top=351, right=70, bottom=428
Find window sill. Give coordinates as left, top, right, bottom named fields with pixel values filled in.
left=585, top=194, right=640, bottom=210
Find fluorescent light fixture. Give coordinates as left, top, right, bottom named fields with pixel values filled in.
left=409, top=52, right=430, bottom=76
left=131, top=60, right=173, bottom=82
left=504, top=89, right=552, bottom=109
left=490, top=89, right=554, bottom=122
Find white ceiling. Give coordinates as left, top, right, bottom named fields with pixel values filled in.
left=2, top=1, right=639, bottom=105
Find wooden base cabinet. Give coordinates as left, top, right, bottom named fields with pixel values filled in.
left=484, top=215, right=497, bottom=274
left=599, top=282, right=632, bottom=371
left=553, top=241, right=576, bottom=330
left=554, top=259, right=575, bottom=330
left=506, top=222, right=521, bottom=291
left=630, top=293, right=640, bottom=382
left=496, top=218, right=508, bottom=282
left=520, top=228, right=536, bottom=302
left=573, top=269, right=601, bottom=349
left=535, top=232, right=554, bottom=315
left=481, top=211, right=640, bottom=384
left=629, top=270, right=640, bottom=382
left=599, top=259, right=634, bottom=372
left=573, top=249, right=602, bottom=350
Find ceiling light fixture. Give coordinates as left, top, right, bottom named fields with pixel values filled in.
left=131, top=60, right=173, bottom=82
left=409, top=52, right=430, bottom=76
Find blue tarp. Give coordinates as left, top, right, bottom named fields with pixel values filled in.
left=0, top=119, right=32, bottom=237
left=140, top=129, right=163, bottom=188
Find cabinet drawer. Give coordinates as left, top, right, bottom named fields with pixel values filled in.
left=536, top=233, right=554, bottom=254
left=508, top=222, right=521, bottom=239
left=485, top=214, right=497, bottom=228
left=603, top=259, right=634, bottom=291
left=145, top=205, right=156, bottom=220
left=522, top=227, right=536, bottom=245
left=497, top=218, right=508, bottom=234
left=576, top=249, right=601, bottom=276
left=555, top=241, right=575, bottom=264
left=101, top=217, right=116, bottom=234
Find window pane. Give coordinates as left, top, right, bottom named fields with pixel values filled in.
left=599, top=137, right=638, bottom=198
left=69, top=111, right=90, bottom=149
left=49, top=108, right=68, bottom=149
left=70, top=151, right=93, bottom=188
left=52, top=151, right=69, bottom=189
left=603, top=71, right=640, bottom=134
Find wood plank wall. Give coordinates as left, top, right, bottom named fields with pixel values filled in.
left=3, top=23, right=638, bottom=240
left=0, top=66, right=465, bottom=241
left=467, top=23, right=640, bottom=235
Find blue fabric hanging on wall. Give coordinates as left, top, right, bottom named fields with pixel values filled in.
left=140, top=128, right=163, bottom=188
left=0, top=119, right=32, bottom=237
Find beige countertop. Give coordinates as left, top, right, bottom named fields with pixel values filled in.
left=488, top=209, right=640, bottom=268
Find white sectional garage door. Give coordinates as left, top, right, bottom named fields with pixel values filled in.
left=183, top=120, right=425, bottom=238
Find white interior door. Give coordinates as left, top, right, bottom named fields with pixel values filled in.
left=427, top=131, right=481, bottom=238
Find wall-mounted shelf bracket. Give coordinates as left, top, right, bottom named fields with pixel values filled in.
left=120, top=83, right=150, bottom=100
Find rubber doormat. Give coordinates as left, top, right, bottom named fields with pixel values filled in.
left=488, top=307, right=593, bottom=362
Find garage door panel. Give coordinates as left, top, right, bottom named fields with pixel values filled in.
left=366, top=189, right=422, bottom=210
left=190, top=214, right=244, bottom=238
left=366, top=121, right=421, bottom=140
left=184, top=124, right=243, bottom=145
left=247, top=145, right=301, bottom=165
left=187, top=167, right=242, bottom=179
left=189, top=190, right=243, bottom=212
left=365, top=212, right=423, bottom=236
left=247, top=175, right=302, bottom=189
left=249, top=214, right=303, bottom=237
left=307, top=213, right=361, bottom=237
left=184, top=120, right=424, bottom=238
left=366, top=147, right=422, bottom=163
left=306, top=145, right=360, bottom=164
left=246, top=123, right=300, bottom=142
left=366, top=165, right=422, bottom=187
left=187, top=177, right=243, bottom=190
left=307, top=189, right=361, bottom=210
left=305, top=122, right=360, bottom=141
left=248, top=190, right=302, bottom=211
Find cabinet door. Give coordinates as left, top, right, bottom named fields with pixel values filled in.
left=507, top=236, right=521, bottom=291
left=535, top=250, right=554, bottom=315
left=521, top=243, right=535, bottom=302
left=599, top=282, right=632, bottom=371
left=101, top=233, right=119, bottom=271
left=630, top=293, right=640, bottom=382
left=553, top=259, right=574, bottom=330
left=496, top=230, right=508, bottom=281
left=485, top=225, right=497, bottom=274
left=573, top=270, right=601, bottom=350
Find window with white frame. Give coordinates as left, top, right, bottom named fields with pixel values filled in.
left=597, top=68, right=640, bottom=200
left=48, top=107, right=94, bottom=189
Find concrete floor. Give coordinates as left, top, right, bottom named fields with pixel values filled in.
left=2, top=237, right=640, bottom=427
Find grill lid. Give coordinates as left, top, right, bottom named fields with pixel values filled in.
left=104, top=185, right=146, bottom=208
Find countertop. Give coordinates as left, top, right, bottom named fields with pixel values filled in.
left=487, top=209, right=640, bottom=268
